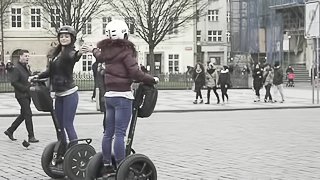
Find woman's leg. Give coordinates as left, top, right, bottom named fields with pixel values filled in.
left=62, top=92, right=79, bottom=142
left=55, top=96, right=66, bottom=142
left=213, top=86, right=220, bottom=103
left=206, top=87, right=211, bottom=104
left=113, top=98, right=132, bottom=165
left=102, top=97, right=116, bottom=165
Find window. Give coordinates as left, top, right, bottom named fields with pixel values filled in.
left=50, top=8, right=60, bottom=28
left=197, top=30, right=201, bottom=42
left=102, top=17, right=112, bottom=35
left=208, top=10, right=219, bottom=22
left=226, top=31, right=230, bottom=42
left=82, top=17, right=92, bottom=34
left=208, top=30, right=222, bottom=42
left=169, top=17, right=178, bottom=34
left=125, top=17, right=135, bottom=34
left=82, top=54, right=93, bottom=72
left=227, top=11, right=230, bottom=23
left=31, top=8, right=41, bottom=28
left=168, top=54, right=179, bottom=73
left=11, top=8, right=22, bottom=28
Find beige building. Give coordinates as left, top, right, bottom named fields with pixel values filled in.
left=1, top=1, right=197, bottom=74
left=196, top=0, right=230, bottom=66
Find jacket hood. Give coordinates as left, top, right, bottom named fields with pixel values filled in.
left=97, top=39, right=137, bottom=61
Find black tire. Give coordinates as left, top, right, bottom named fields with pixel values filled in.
left=63, top=144, right=96, bottom=180
left=116, top=154, right=157, bottom=180
left=85, top=152, right=103, bottom=180
left=41, top=142, right=65, bottom=179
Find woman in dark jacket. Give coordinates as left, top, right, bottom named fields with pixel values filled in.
left=252, top=63, right=264, bottom=102
left=37, top=26, right=82, bottom=144
left=192, top=62, right=205, bottom=104
left=84, top=20, right=157, bottom=178
left=218, top=65, right=232, bottom=103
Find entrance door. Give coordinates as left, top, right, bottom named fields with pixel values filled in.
left=147, top=53, right=162, bottom=75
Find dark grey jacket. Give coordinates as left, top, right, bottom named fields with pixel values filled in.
left=9, top=62, right=32, bottom=99
left=38, top=49, right=81, bottom=92
left=273, top=66, right=283, bottom=85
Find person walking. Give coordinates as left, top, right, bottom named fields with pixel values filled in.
left=252, top=63, right=264, bottom=102
left=192, top=61, right=205, bottom=104
left=82, top=20, right=158, bottom=178
left=37, top=25, right=83, bottom=144
left=263, top=64, right=274, bottom=102
left=4, top=49, right=39, bottom=143
left=205, top=63, right=220, bottom=104
left=91, top=61, right=98, bottom=101
left=273, top=61, right=285, bottom=103
left=218, top=65, right=232, bottom=104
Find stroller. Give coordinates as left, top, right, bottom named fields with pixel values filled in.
left=286, top=72, right=295, bottom=87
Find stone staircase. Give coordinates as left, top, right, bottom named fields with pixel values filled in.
left=290, top=64, right=310, bottom=82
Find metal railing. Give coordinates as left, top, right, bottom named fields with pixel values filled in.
left=0, top=72, right=250, bottom=93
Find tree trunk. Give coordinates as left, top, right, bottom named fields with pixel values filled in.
left=148, top=45, right=155, bottom=75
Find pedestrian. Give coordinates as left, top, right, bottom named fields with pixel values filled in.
left=91, top=61, right=98, bottom=101
left=4, top=49, right=39, bottom=143
left=273, top=61, right=285, bottom=103
left=97, top=62, right=106, bottom=131
left=205, top=63, right=220, bottom=104
left=263, top=63, right=274, bottom=102
left=36, top=25, right=84, bottom=144
left=82, top=20, right=158, bottom=178
left=252, top=63, right=264, bottom=102
left=218, top=65, right=232, bottom=104
left=192, top=61, right=205, bottom=104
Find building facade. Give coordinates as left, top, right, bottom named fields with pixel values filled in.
left=196, top=0, right=230, bottom=67
left=0, top=1, right=197, bottom=75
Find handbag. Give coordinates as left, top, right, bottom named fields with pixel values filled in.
left=191, top=83, right=195, bottom=92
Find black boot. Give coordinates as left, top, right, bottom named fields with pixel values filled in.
left=4, top=130, right=17, bottom=141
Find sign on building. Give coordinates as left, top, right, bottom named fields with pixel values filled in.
left=305, top=0, right=320, bottom=38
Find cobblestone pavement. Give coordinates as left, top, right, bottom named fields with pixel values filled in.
left=0, top=109, right=319, bottom=180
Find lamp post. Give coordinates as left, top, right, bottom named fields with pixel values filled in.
left=288, top=35, right=291, bottom=67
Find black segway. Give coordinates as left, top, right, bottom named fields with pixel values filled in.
left=29, top=79, right=96, bottom=180
left=85, top=83, right=158, bottom=180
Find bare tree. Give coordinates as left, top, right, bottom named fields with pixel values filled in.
left=31, top=0, right=110, bottom=36
left=0, top=0, right=16, bottom=63
left=110, top=0, right=206, bottom=75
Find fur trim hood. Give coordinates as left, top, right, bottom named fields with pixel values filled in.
left=97, top=39, right=137, bottom=61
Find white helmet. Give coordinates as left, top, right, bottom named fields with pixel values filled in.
left=105, top=20, right=129, bottom=39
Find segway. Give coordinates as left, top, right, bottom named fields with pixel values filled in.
left=85, top=83, right=158, bottom=180
left=29, top=79, right=96, bottom=180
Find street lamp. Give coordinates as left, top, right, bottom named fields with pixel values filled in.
left=288, top=35, right=291, bottom=67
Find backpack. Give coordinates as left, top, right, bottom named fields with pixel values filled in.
left=134, top=84, right=158, bottom=118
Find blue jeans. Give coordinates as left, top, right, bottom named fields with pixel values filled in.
left=55, top=92, right=79, bottom=143
left=102, top=97, right=132, bottom=165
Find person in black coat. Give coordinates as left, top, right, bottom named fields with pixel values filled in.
left=91, top=61, right=98, bottom=101
left=252, top=63, right=264, bottom=102
left=4, top=49, right=39, bottom=143
left=192, top=61, right=205, bottom=104
left=218, top=65, right=232, bottom=103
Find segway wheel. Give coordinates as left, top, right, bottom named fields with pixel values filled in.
left=63, top=144, right=96, bottom=180
left=116, top=154, right=157, bottom=180
left=41, top=142, right=65, bottom=179
left=85, top=152, right=103, bottom=180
